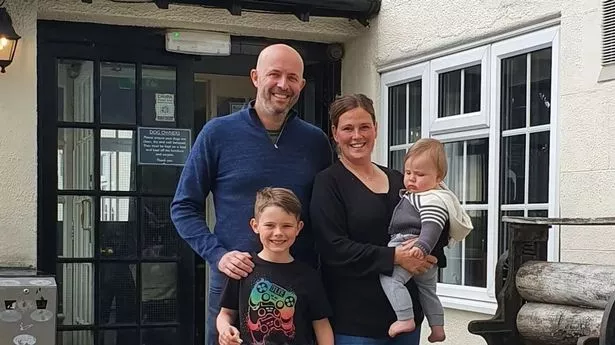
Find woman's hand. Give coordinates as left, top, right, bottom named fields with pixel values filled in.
left=394, top=246, right=437, bottom=275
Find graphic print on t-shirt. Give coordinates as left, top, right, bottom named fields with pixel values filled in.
left=246, top=278, right=297, bottom=345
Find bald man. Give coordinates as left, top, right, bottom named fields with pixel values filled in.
left=171, top=44, right=333, bottom=344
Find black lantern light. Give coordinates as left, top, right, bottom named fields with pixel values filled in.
left=0, top=1, right=20, bottom=73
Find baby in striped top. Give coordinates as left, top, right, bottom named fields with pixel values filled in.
left=379, top=138, right=473, bottom=342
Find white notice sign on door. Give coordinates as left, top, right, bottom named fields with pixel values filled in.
left=155, top=93, right=175, bottom=122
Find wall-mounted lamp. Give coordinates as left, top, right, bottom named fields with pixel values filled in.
left=0, top=3, right=20, bottom=73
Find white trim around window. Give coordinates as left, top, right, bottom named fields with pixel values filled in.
left=429, top=45, right=490, bottom=133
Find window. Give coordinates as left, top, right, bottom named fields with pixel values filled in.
left=600, top=0, right=615, bottom=81
left=380, top=26, right=559, bottom=313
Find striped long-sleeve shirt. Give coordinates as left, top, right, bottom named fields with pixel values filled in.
left=388, top=192, right=449, bottom=255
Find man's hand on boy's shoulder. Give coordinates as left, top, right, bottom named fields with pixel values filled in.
left=219, top=325, right=243, bottom=345
left=218, top=251, right=254, bottom=279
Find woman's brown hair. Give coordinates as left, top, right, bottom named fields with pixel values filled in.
left=328, top=93, right=376, bottom=128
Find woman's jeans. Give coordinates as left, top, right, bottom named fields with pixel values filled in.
left=334, top=327, right=421, bottom=345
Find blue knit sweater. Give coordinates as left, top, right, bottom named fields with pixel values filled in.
left=171, top=106, right=332, bottom=268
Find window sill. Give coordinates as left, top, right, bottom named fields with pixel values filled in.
left=439, top=296, right=497, bottom=315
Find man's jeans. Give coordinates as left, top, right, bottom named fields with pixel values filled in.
left=206, top=268, right=225, bottom=345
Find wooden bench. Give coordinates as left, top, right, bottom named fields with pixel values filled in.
left=468, top=217, right=615, bottom=345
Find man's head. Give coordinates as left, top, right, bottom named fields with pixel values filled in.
left=250, top=44, right=306, bottom=120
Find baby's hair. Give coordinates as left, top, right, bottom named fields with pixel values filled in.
left=404, top=138, right=448, bottom=179
left=254, top=187, right=302, bottom=220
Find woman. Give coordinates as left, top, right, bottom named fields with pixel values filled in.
left=310, top=94, right=438, bottom=345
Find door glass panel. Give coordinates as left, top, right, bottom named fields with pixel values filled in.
left=444, top=141, right=464, bottom=198
left=499, top=210, right=524, bottom=255
left=99, top=263, right=137, bottom=325
left=142, top=65, right=177, bottom=127
left=439, top=244, right=461, bottom=285
left=58, top=128, right=94, bottom=190
left=501, top=54, right=527, bottom=130
left=100, top=129, right=135, bottom=191
left=100, top=196, right=137, bottom=258
left=463, top=64, right=481, bottom=113
left=408, top=80, right=422, bottom=143
left=528, top=209, right=548, bottom=217
left=58, top=60, right=94, bottom=122
left=142, top=328, right=178, bottom=345
left=57, top=331, right=95, bottom=345
left=143, top=198, right=179, bottom=258
left=57, top=196, right=94, bottom=258
left=140, top=165, right=183, bottom=194
left=100, top=329, right=138, bottom=345
left=57, top=263, right=94, bottom=325
left=142, top=262, right=178, bottom=323
left=101, top=62, right=136, bottom=124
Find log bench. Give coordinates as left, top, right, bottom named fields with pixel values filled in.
left=468, top=217, right=615, bottom=345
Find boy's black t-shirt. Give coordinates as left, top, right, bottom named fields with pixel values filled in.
left=219, top=254, right=332, bottom=345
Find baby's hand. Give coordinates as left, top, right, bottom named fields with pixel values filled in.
left=219, top=325, right=242, bottom=345
left=409, top=247, right=425, bottom=259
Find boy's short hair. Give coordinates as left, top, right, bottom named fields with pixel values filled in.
left=254, top=187, right=302, bottom=220
left=404, top=138, right=448, bottom=179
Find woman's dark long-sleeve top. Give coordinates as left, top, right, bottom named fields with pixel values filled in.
left=310, top=160, right=425, bottom=338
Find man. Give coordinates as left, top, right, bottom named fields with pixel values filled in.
left=171, top=44, right=332, bottom=345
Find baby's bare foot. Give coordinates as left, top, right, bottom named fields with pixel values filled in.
left=428, top=325, right=446, bottom=342
left=388, top=319, right=416, bottom=338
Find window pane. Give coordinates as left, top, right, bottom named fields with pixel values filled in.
left=99, top=263, right=137, bottom=325
left=528, top=209, right=548, bottom=217
left=408, top=80, right=422, bottom=143
left=101, top=62, right=136, bottom=124
left=466, top=139, right=489, bottom=204
left=501, top=54, right=527, bottom=130
left=529, top=131, right=550, bottom=203
left=58, top=128, right=94, bottom=190
left=143, top=198, right=180, bottom=258
left=100, top=330, right=138, bottom=345
left=443, top=141, right=464, bottom=198
left=57, top=60, right=94, bottom=123
left=142, top=328, right=178, bottom=345
left=57, top=196, right=94, bottom=258
left=100, top=129, right=136, bottom=192
left=530, top=48, right=552, bottom=126
left=142, top=65, right=177, bottom=127
left=389, top=149, right=406, bottom=173
left=463, top=65, right=481, bottom=113
left=439, top=244, right=461, bottom=285
left=57, top=331, right=95, bottom=345
left=142, top=263, right=178, bottom=323
left=57, top=263, right=94, bottom=325
left=100, top=197, right=137, bottom=258
left=501, top=135, right=525, bottom=204
left=499, top=210, right=523, bottom=256
left=388, top=84, right=407, bottom=146
left=438, top=69, right=461, bottom=117
left=465, top=210, right=487, bottom=287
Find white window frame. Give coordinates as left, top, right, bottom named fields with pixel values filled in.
left=429, top=45, right=490, bottom=134
left=378, top=25, right=560, bottom=315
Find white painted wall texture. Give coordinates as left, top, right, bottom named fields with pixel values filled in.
left=341, top=0, right=615, bottom=343
left=0, top=0, right=37, bottom=267
left=37, top=0, right=361, bottom=43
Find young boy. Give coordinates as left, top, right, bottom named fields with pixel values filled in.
left=216, top=187, right=334, bottom=345
left=379, top=138, right=473, bottom=342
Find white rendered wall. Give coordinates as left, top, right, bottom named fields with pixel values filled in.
left=0, top=0, right=38, bottom=268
